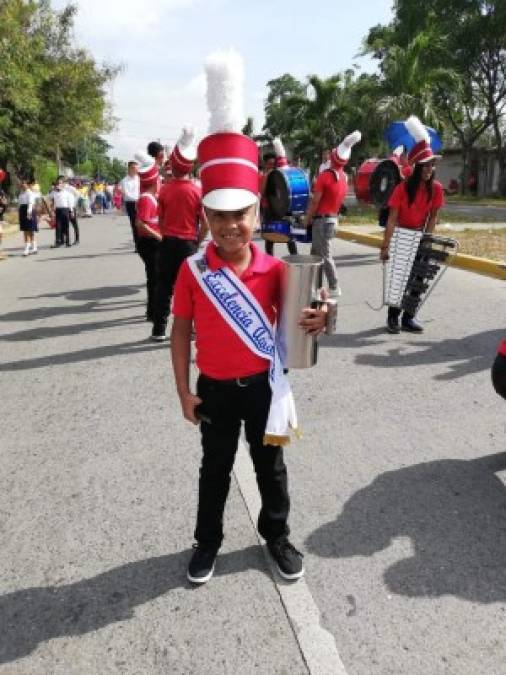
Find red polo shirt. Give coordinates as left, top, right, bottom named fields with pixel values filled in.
left=498, top=339, right=506, bottom=356
left=173, top=241, right=283, bottom=379
left=313, top=168, right=348, bottom=216
left=136, top=193, right=160, bottom=237
left=158, top=178, right=202, bottom=240
left=388, top=180, right=444, bottom=229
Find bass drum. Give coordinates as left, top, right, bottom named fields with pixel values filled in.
left=264, top=167, right=310, bottom=219
left=355, top=158, right=402, bottom=207
left=261, top=220, right=291, bottom=243
left=354, top=159, right=379, bottom=204
left=369, top=159, right=402, bottom=207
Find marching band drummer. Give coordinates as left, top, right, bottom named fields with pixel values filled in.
left=380, top=115, right=445, bottom=334
left=304, top=130, right=362, bottom=297
left=171, top=50, right=327, bottom=586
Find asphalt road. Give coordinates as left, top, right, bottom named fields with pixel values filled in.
left=1, top=215, right=505, bottom=675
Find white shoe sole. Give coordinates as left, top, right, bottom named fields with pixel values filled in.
left=150, top=335, right=167, bottom=342
left=187, top=563, right=215, bottom=584
left=274, top=563, right=305, bottom=581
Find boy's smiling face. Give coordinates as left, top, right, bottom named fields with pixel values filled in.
left=204, top=202, right=258, bottom=255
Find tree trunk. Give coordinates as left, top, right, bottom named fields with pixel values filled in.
left=460, top=145, right=471, bottom=195
left=55, top=145, right=62, bottom=175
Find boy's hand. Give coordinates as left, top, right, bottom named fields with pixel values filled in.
left=299, top=307, right=327, bottom=335
left=179, top=391, right=202, bottom=425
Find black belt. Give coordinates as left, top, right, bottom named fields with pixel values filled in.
left=200, top=370, right=269, bottom=387
left=314, top=214, right=337, bottom=219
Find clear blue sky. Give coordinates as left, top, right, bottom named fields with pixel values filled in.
left=52, top=0, right=393, bottom=159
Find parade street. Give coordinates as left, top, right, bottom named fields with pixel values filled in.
left=1, top=214, right=505, bottom=675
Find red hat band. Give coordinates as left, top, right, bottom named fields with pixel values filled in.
left=170, top=145, right=193, bottom=174
left=198, top=132, right=259, bottom=200
left=330, top=149, right=347, bottom=169
left=408, top=140, right=435, bottom=165
left=139, top=163, right=159, bottom=186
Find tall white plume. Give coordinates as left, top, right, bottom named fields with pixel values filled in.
left=134, top=151, right=153, bottom=167
left=176, top=126, right=197, bottom=160
left=204, top=49, right=245, bottom=134
left=273, top=137, right=286, bottom=158
left=405, top=115, right=430, bottom=144
left=336, top=130, right=362, bottom=160
left=178, top=126, right=195, bottom=151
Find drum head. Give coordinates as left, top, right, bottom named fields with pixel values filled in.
left=370, top=160, right=401, bottom=207
left=265, top=170, right=290, bottom=219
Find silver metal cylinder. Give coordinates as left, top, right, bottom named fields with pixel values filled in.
left=280, top=255, right=323, bottom=369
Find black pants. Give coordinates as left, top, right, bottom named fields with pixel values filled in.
left=194, top=374, right=290, bottom=548
left=153, top=237, right=198, bottom=333
left=55, top=208, right=70, bottom=245
left=125, top=201, right=138, bottom=247
left=137, top=237, right=160, bottom=319
left=265, top=238, right=298, bottom=256
left=70, top=208, right=79, bottom=243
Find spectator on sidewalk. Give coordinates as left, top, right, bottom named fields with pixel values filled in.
left=64, top=179, right=80, bottom=245
left=120, top=161, right=140, bottom=248
left=18, top=179, right=38, bottom=256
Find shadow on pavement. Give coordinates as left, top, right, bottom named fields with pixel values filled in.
left=1, top=285, right=145, bottom=324
left=353, top=328, right=504, bottom=380
left=0, top=316, right=146, bottom=342
left=0, top=545, right=268, bottom=665
left=35, top=251, right=134, bottom=262
left=306, top=452, right=506, bottom=603
left=0, top=339, right=165, bottom=371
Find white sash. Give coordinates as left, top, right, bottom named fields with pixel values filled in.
left=188, top=249, right=298, bottom=445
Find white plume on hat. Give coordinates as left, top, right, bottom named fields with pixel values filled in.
left=134, top=151, right=153, bottom=168
left=273, top=137, right=286, bottom=158
left=405, top=115, right=430, bottom=144
left=392, top=145, right=404, bottom=157
left=176, top=126, right=197, bottom=160
left=336, top=130, right=362, bottom=161
left=204, top=48, right=245, bottom=134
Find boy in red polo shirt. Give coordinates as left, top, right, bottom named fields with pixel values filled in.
left=304, top=131, right=361, bottom=297
left=151, top=128, right=207, bottom=341
left=171, top=50, right=327, bottom=585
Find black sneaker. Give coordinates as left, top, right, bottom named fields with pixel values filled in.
left=187, top=544, right=218, bottom=584
left=267, top=537, right=304, bottom=581
left=401, top=316, right=424, bottom=333
left=387, top=316, right=400, bottom=334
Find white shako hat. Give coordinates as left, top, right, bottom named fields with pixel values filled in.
left=170, top=127, right=197, bottom=174
left=331, top=130, right=362, bottom=169
left=198, top=49, right=259, bottom=211
left=273, top=137, right=288, bottom=168
left=134, top=151, right=159, bottom=186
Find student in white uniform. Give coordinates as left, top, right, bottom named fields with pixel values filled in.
left=18, top=179, right=38, bottom=256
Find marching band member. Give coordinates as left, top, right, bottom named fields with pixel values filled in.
left=170, top=49, right=327, bottom=585
left=134, top=153, right=162, bottom=322
left=262, top=137, right=298, bottom=257
left=380, top=115, right=444, bottom=334
left=304, top=130, right=362, bottom=297
left=492, top=339, right=506, bottom=400
left=151, top=127, right=205, bottom=341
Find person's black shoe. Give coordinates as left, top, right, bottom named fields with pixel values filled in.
left=387, top=316, right=400, bottom=334
left=66, top=242, right=72, bottom=247
left=401, top=316, right=424, bottom=333
left=267, top=537, right=304, bottom=581
left=187, top=544, right=219, bottom=584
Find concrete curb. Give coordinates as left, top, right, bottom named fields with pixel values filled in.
left=337, top=229, right=506, bottom=281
